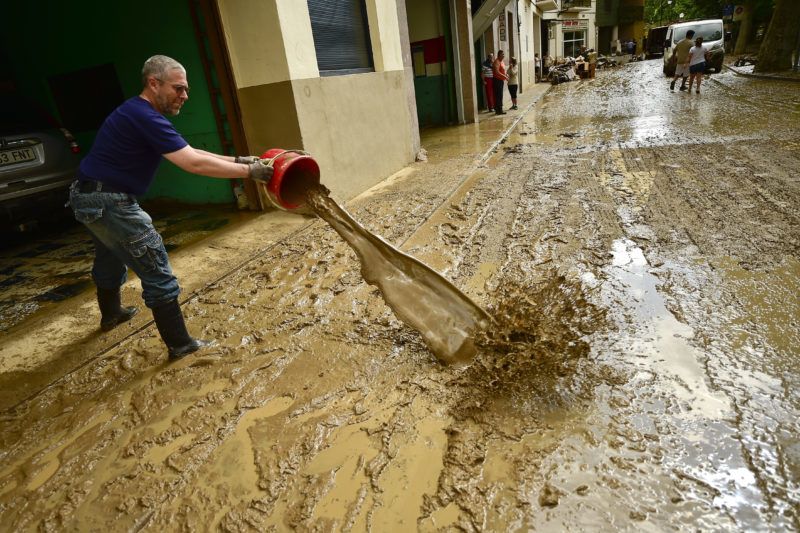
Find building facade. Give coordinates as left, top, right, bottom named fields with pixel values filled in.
left=542, top=0, right=598, bottom=60
left=2, top=1, right=594, bottom=209
left=1, top=0, right=422, bottom=207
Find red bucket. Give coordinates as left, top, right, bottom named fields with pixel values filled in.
left=258, top=149, right=321, bottom=210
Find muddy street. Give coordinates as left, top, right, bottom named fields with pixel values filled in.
left=1, top=61, right=799, bottom=530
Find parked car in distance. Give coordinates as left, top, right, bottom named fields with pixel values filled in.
left=662, top=19, right=726, bottom=76
left=1, top=90, right=81, bottom=232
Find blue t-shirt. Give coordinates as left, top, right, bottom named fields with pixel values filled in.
left=79, top=96, right=188, bottom=195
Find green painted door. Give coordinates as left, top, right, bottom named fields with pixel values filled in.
left=0, top=0, right=234, bottom=204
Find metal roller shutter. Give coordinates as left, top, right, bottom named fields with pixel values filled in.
left=307, top=0, right=374, bottom=75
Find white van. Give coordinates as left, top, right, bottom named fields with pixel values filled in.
left=662, top=19, right=725, bottom=76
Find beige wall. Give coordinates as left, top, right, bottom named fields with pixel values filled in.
left=219, top=0, right=319, bottom=86
left=218, top=0, right=416, bottom=203
left=365, top=0, right=404, bottom=72
left=293, top=71, right=413, bottom=200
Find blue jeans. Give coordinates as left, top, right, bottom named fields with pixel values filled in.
left=69, top=182, right=180, bottom=309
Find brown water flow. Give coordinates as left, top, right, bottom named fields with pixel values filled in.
left=305, top=185, right=491, bottom=364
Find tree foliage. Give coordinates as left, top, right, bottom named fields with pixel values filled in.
left=755, top=0, right=800, bottom=71
left=644, top=0, right=772, bottom=27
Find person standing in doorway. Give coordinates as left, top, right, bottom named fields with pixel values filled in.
left=507, top=57, right=519, bottom=110
left=481, top=53, right=495, bottom=112
left=70, top=55, right=273, bottom=360
left=492, top=50, right=509, bottom=115
left=670, top=29, right=695, bottom=92
left=687, top=36, right=709, bottom=94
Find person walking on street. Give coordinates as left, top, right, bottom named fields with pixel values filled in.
left=507, top=57, right=519, bottom=110
left=670, top=29, right=695, bottom=92
left=687, top=36, right=709, bottom=94
left=492, top=50, right=509, bottom=115
left=481, top=53, right=495, bottom=112
left=69, top=55, right=273, bottom=360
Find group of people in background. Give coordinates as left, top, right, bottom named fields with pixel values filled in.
left=669, top=29, right=709, bottom=94
left=480, top=50, right=518, bottom=116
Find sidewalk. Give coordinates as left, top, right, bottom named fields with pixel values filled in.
left=725, top=62, right=800, bottom=82
left=0, top=82, right=551, bottom=410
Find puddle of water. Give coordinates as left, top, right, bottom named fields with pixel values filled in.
left=306, top=185, right=491, bottom=364
left=144, top=433, right=197, bottom=464
left=605, top=239, right=729, bottom=418
left=370, top=415, right=449, bottom=528
left=23, top=407, right=114, bottom=491
left=307, top=423, right=378, bottom=524
left=203, top=395, right=295, bottom=519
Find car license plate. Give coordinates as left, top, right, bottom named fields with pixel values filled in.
left=0, top=147, right=37, bottom=167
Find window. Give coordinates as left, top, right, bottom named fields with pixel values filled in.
left=307, top=0, right=374, bottom=75
left=671, top=23, right=723, bottom=44
left=563, top=30, right=586, bottom=58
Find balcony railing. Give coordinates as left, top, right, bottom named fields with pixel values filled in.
left=562, top=0, right=592, bottom=10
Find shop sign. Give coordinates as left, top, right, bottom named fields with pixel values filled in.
left=561, top=19, right=588, bottom=30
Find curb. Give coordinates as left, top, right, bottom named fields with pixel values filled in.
left=399, top=85, right=552, bottom=248
left=723, top=64, right=800, bottom=82
left=478, top=86, right=551, bottom=166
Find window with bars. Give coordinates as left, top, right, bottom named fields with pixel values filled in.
left=307, top=0, right=374, bottom=75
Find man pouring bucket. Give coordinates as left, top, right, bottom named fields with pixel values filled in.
left=70, top=55, right=273, bottom=360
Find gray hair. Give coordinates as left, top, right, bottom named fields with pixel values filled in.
left=141, top=55, right=185, bottom=86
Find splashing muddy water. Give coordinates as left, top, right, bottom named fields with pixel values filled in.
left=305, top=185, right=491, bottom=364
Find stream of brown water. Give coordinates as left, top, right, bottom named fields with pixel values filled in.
left=305, top=185, right=490, bottom=364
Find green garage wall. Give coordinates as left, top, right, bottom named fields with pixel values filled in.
left=413, top=75, right=451, bottom=127
left=0, top=1, right=234, bottom=204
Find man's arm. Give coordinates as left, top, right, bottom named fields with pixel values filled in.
left=163, top=145, right=248, bottom=179
left=194, top=149, right=235, bottom=163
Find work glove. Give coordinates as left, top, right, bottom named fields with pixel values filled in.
left=234, top=155, right=261, bottom=164
left=248, top=160, right=274, bottom=184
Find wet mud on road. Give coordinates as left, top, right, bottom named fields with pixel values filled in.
left=0, top=204, right=255, bottom=334
left=1, top=61, right=799, bottom=530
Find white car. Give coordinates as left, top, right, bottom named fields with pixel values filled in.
left=662, top=19, right=726, bottom=76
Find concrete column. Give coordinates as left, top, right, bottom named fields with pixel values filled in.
left=451, top=0, right=477, bottom=123
left=396, top=0, right=420, bottom=158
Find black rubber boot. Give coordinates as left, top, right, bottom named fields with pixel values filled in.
left=679, top=77, right=688, bottom=91
left=97, top=287, right=138, bottom=332
left=670, top=79, right=676, bottom=91
left=151, top=299, right=210, bottom=360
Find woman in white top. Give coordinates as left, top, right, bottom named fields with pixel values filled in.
left=687, top=36, right=709, bottom=94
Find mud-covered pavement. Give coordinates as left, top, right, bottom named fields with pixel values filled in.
left=1, top=61, right=799, bottom=530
